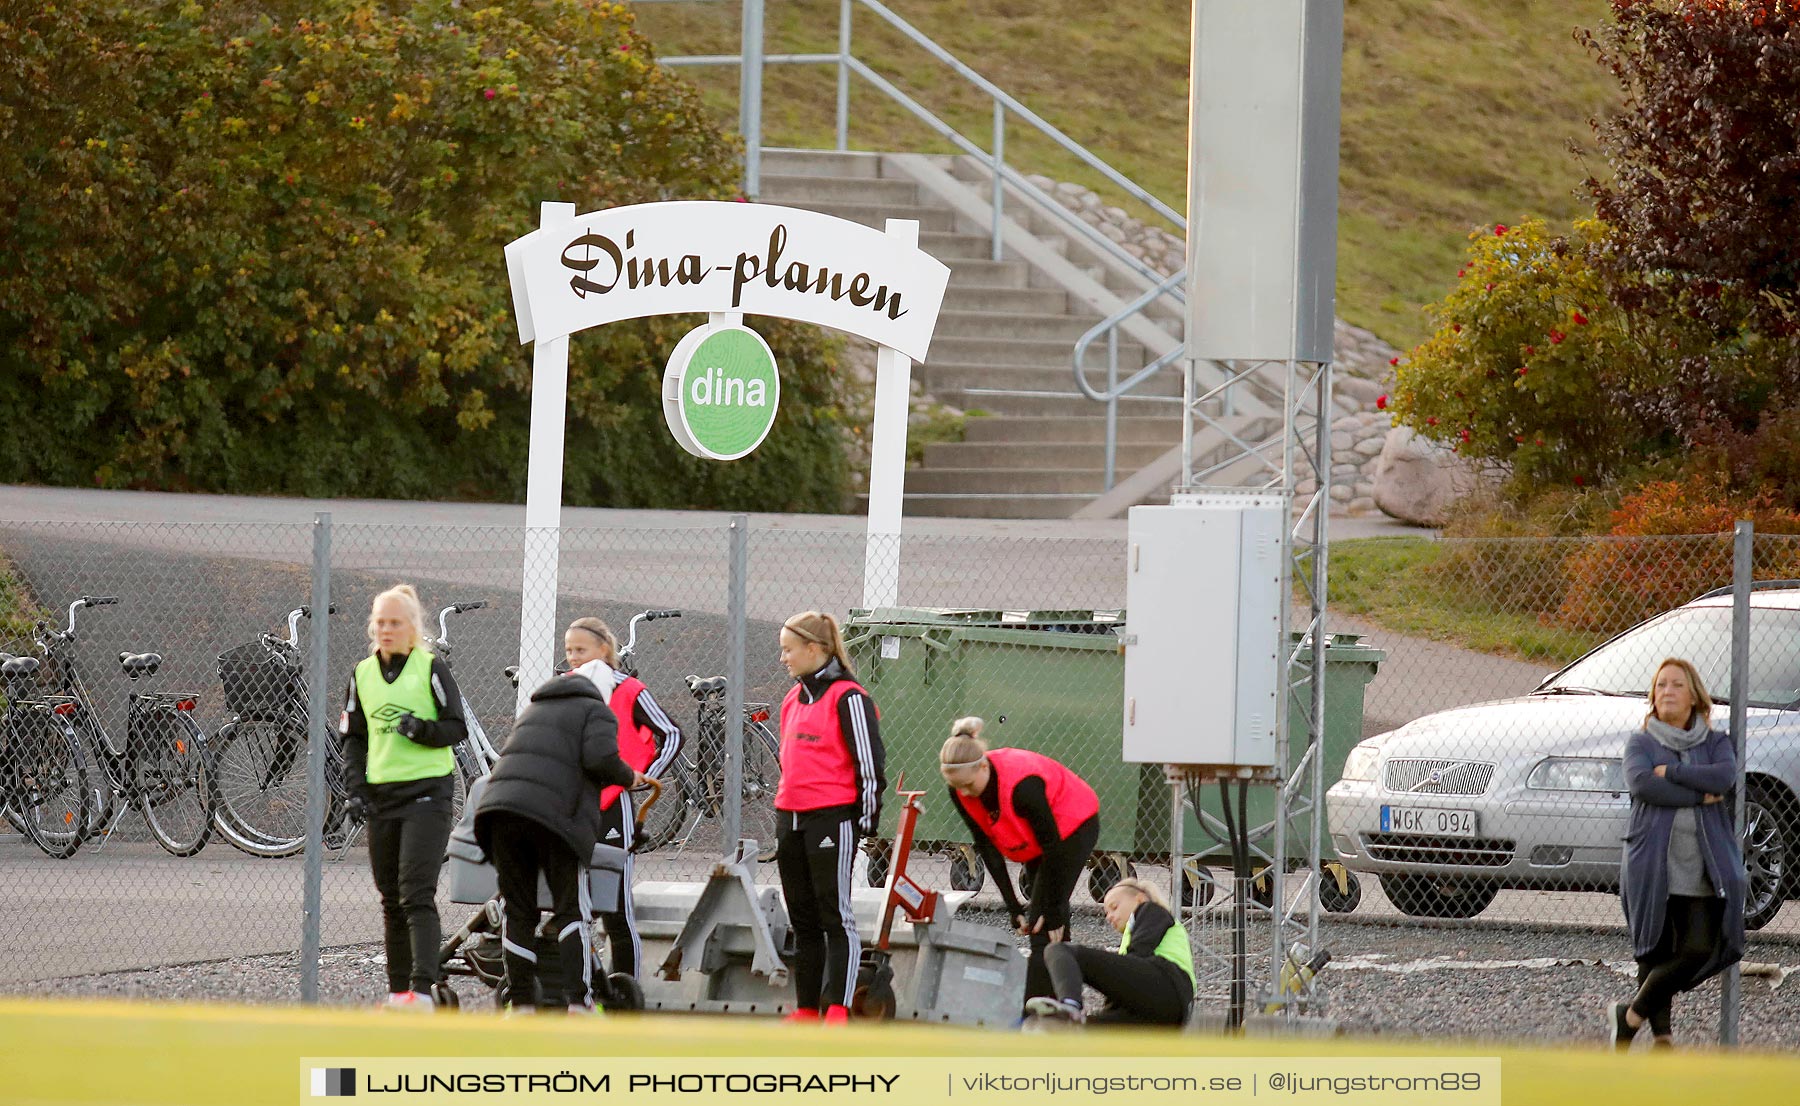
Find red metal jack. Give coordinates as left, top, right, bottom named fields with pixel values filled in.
left=853, top=775, right=938, bottom=1018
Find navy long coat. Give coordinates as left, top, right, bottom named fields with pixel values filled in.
left=1620, top=726, right=1746, bottom=985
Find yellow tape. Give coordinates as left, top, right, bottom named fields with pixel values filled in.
left=0, top=997, right=1794, bottom=1106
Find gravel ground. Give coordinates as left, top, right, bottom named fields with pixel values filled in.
left=15, top=896, right=1800, bottom=1053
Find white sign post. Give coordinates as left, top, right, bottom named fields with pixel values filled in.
left=505, top=202, right=950, bottom=708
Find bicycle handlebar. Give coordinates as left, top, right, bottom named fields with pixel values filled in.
left=437, top=600, right=489, bottom=646
left=620, top=609, right=681, bottom=662
left=83, top=596, right=120, bottom=607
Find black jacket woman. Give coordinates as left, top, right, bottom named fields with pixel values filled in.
left=339, top=584, right=468, bottom=1010
left=773, top=610, right=885, bottom=1025
left=1610, top=656, right=1746, bottom=1050
left=474, top=669, right=643, bottom=1012
left=939, top=716, right=1100, bottom=1016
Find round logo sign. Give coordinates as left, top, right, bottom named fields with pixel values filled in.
left=661, top=322, right=781, bottom=460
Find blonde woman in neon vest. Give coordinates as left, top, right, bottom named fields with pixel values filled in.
left=1025, top=877, right=1195, bottom=1027
left=940, top=716, right=1099, bottom=1018
left=338, top=584, right=467, bottom=1010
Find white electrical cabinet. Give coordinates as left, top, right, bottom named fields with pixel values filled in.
left=1122, top=501, right=1284, bottom=767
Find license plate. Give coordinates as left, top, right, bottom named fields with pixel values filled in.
left=1381, top=805, right=1477, bottom=837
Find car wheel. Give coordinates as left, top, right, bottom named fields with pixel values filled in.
left=1743, top=783, right=1793, bottom=931
left=1380, top=873, right=1497, bottom=919
left=1318, top=864, right=1361, bottom=914
left=1087, top=853, right=1133, bottom=903
left=1180, top=862, right=1218, bottom=910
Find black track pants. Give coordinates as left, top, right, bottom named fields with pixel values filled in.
left=596, top=795, right=641, bottom=978
left=1044, top=942, right=1191, bottom=1026
left=776, top=808, right=861, bottom=1013
left=367, top=797, right=453, bottom=994
left=1020, top=817, right=1100, bottom=1007
left=487, top=812, right=594, bottom=1009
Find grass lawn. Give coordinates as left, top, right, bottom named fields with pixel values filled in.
left=632, top=0, right=1616, bottom=349
left=1329, top=537, right=1604, bottom=665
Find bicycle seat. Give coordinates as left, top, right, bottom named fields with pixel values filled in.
left=119, top=651, right=162, bottom=679
left=1, top=655, right=40, bottom=677
left=686, top=675, right=727, bottom=696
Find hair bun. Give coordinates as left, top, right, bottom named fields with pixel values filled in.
left=951, top=715, right=984, bottom=739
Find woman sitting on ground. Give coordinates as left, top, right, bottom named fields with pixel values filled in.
left=1026, top=876, right=1194, bottom=1027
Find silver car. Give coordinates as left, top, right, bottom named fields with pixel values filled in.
left=1326, top=586, right=1800, bottom=927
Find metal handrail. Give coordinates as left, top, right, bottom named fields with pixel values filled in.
left=659, top=0, right=1183, bottom=263
left=843, top=58, right=1170, bottom=285
left=659, top=0, right=1192, bottom=489
left=854, top=0, right=1184, bottom=231
left=1070, top=269, right=1188, bottom=490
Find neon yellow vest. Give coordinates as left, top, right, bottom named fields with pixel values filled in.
left=1121, top=910, right=1196, bottom=988
left=354, top=650, right=450, bottom=784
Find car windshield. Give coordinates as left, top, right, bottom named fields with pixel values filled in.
left=1546, top=606, right=1800, bottom=708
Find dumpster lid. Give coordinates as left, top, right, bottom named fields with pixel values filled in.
left=849, top=607, right=1124, bottom=630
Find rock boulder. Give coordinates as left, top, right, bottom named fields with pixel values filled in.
left=1372, top=427, right=1497, bottom=526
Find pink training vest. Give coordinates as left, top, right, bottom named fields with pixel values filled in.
left=774, top=678, right=872, bottom=812
left=953, top=747, right=1098, bottom=862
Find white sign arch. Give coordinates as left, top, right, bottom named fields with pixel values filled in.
left=503, top=201, right=951, bottom=703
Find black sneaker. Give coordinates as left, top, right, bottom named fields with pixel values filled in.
left=1608, top=1001, right=1637, bottom=1051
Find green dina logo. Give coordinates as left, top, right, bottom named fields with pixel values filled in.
left=664, top=324, right=780, bottom=460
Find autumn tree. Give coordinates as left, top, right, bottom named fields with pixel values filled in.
left=0, top=1, right=851, bottom=509
left=1579, top=0, right=1800, bottom=434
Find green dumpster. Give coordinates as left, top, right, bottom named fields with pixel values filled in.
left=844, top=608, right=1126, bottom=850
left=843, top=608, right=1383, bottom=876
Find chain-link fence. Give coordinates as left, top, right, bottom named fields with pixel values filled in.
left=2, top=516, right=1796, bottom=1046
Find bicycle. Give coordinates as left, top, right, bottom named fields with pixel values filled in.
left=431, top=600, right=505, bottom=821
left=31, top=595, right=216, bottom=856
left=210, top=604, right=346, bottom=858
left=0, top=651, right=93, bottom=858
left=624, top=612, right=781, bottom=862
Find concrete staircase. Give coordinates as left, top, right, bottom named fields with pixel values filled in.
left=759, top=148, right=1274, bottom=519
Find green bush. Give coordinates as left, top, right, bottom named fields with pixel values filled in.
left=1389, top=218, right=1682, bottom=491
left=0, top=1, right=851, bottom=510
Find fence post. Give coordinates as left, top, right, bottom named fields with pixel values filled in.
left=1722, top=519, right=1752, bottom=1044
left=723, top=515, right=749, bottom=854
left=836, top=0, right=852, bottom=151
left=740, top=0, right=765, bottom=198
left=300, top=512, right=332, bottom=1003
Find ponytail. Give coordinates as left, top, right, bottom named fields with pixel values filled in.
left=940, top=717, right=988, bottom=771
left=781, top=610, right=853, bottom=675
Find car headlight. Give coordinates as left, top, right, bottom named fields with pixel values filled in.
left=1527, top=757, right=1625, bottom=792
left=1340, top=742, right=1380, bottom=782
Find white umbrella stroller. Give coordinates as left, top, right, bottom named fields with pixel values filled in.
left=436, top=775, right=661, bottom=1011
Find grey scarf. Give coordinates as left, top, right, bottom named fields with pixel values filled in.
left=1646, top=711, right=1710, bottom=752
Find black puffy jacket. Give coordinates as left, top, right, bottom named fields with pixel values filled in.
left=473, top=674, right=635, bottom=859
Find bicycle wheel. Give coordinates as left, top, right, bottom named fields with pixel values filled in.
left=136, top=709, right=215, bottom=857
left=633, top=761, right=693, bottom=853
left=210, top=717, right=308, bottom=857
left=18, top=714, right=93, bottom=859
left=740, top=721, right=781, bottom=863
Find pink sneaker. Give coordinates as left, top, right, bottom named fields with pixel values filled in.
left=782, top=1008, right=820, bottom=1024
left=822, top=1005, right=851, bottom=1026
left=383, top=991, right=434, bottom=1011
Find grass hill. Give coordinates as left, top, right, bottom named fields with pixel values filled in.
left=633, top=0, right=1616, bottom=349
